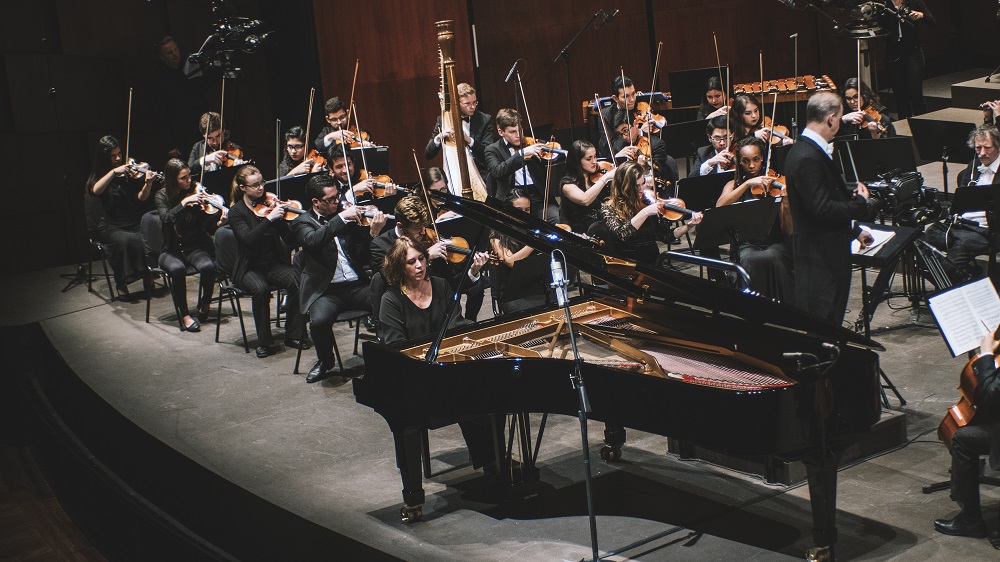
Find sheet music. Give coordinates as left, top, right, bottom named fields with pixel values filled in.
left=851, top=225, right=895, bottom=256
left=928, top=278, right=1000, bottom=356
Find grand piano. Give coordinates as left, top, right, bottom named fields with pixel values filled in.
left=355, top=192, right=883, bottom=560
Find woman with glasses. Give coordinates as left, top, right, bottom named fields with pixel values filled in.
left=278, top=126, right=324, bottom=178
left=840, top=78, right=895, bottom=140
left=227, top=165, right=307, bottom=356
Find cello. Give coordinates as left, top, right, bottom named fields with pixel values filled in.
left=939, top=326, right=1000, bottom=451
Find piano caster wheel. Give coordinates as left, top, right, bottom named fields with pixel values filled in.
left=400, top=504, right=423, bottom=523
left=600, top=445, right=621, bottom=462
left=805, top=545, right=830, bottom=562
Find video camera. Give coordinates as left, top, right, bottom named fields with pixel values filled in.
left=187, top=0, right=273, bottom=79
left=865, top=169, right=943, bottom=226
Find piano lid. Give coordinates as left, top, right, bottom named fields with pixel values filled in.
left=432, top=191, right=883, bottom=350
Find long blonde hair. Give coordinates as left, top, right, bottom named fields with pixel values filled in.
left=605, top=161, right=646, bottom=222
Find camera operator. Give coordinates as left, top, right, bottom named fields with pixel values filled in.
left=923, top=124, right=1000, bottom=284
left=878, top=0, right=935, bottom=119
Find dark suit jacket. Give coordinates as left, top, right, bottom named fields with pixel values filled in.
left=292, top=212, right=371, bottom=314
left=785, top=135, right=868, bottom=323
left=957, top=159, right=1000, bottom=189
left=692, top=145, right=717, bottom=177
left=425, top=111, right=494, bottom=174
left=484, top=139, right=549, bottom=203
left=611, top=136, right=677, bottom=193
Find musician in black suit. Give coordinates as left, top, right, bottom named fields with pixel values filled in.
left=934, top=328, right=1000, bottom=542
left=785, top=92, right=871, bottom=324
left=187, top=112, right=245, bottom=177
left=425, top=83, right=494, bottom=176
left=610, top=109, right=677, bottom=194
left=292, top=174, right=387, bottom=383
left=692, top=116, right=734, bottom=177
left=596, top=75, right=637, bottom=160
left=924, top=125, right=1000, bottom=285
left=484, top=108, right=557, bottom=222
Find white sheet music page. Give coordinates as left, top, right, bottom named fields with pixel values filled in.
left=928, top=278, right=1000, bottom=357
left=851, top=225, right=895, bottom=256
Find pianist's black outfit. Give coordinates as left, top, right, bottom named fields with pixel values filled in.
left=934, top=354, right=1000, bottom=539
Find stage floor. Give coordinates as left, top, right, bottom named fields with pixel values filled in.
left=3, top=259, right=999, bottom=561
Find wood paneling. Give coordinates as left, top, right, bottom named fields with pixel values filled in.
left=313, top=0, right=471, bottom=182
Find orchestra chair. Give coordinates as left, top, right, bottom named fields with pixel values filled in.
left=80, top=193, right=114, bottom=300
left=139, top=211, right=197, bottom=331
left=211, top=226, right=252, bottom=352
left=87, top=238, right=116, bottom=300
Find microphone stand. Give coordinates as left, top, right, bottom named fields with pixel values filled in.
left=551, top=249, right=600, bottom=562
left=553, top=11, right=605, bottom=143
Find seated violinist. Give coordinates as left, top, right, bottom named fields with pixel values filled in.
left=292, top=174, right=387, bottom=383
left=154, top=158, right=223, bottom=332
left=730, top=95, right=793, bottom=147
left=314, top=96, right=372, bottom=157
left=597, top=75, right=638, bottom=160
left=933, top=327, right=1000, bottom=544
left=327, top=146, right=397, bottom=205
left=693, top=116, right=735, bottom=177
left=715, top=137, right=794, bottom=301
left=187, top=111, right=244, bottom=176
left=559, top=140, right=616, bottom=234
left=485, top=108, right=558, bottom=223
left=598, top=162, right=701, bottom=264
left=610, top=109, right=678, bottom=192
left=278, top=126, right=324, bottom=178
left=227, top=165, right=308, bottom=358
left=696, top=76, right=729, bottom=121
left=489, top=190, right=548, bottom=313
left=411, top=167, right=459, bottom=221
left=840, top=78, right=895, bottom=140
left=983, top=99, right=1000, bottom=127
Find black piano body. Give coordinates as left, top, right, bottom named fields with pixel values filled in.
left=355, top=192, right=883, bottom=558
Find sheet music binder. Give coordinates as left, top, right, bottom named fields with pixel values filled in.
left=694, top=197, right=780, bottom=251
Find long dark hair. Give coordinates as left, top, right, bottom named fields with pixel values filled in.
left=698, top=76, right=726, bottom=117
left=86, top=135, right=120, bottom=191
left=841, top=78, right=883, bottom=111
left=281, top=125, right=306, bottom=170
left=730, top=94, right=762, bottom=140
left=606, top=161, right=646, bottom=222
left=162, top=158, right=191, bottom=205
left=565, top=140, right=594, bottom=185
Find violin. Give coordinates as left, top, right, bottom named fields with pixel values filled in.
left=358, top=170, right=397, bottom=197
left=424, top=227, right=472, bottom=264
left=124, top=158, right=164, bottom=182
left=588, top=160, right=614, bottom=184
left=335, top=126, right=372, bottom=148
left=251, top=192, right=305, bottom=220
left=861, top=106, right=888, bottom=133
left=182, top=183, right=228, bottom=214
left=304, top=149, right=327, bottom=170
left=522, top=136, right=567, bottom=161
left=750, top=169, right=786, bottom=198
left=761, top=116, right=792, bottom=145
left=221, top=140, right=246, bottom=167
left=656, top=197, right=692, bottom=221
left=356, top=205, right=395, bottom=227
left=634, top=101, right=665, bottom=134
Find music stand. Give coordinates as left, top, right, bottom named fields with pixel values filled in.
left=435, top=215, right=490, bottom=252
left=496, top=252, right=552, bottom=308
left=200, top=164, right=249, bottom=196
left=835, top=137, right=918, bottom=182
left=768, top=144, right=794, bottom=176
left=907, top=118, right=976, bottom=194
left=350, top=146, right=391, bottom=175
left=660, top=118, right=709, bottom=161
left=668, top=66, right=729, bottom=108
left=676, top=171, right=734, bottom=213
left=264, top=171, right=325, bottom=208
left=693, top=198, right=780, bottom=252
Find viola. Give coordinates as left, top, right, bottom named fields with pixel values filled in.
left=181, top=183, right=228, bottom=214
left=335, top=126, right=372, bottom=148
left=588, top=160, right=614, bottom=184
left=251, top=192, right=305, bottom=220
left=356, top=205, right=395, bottom=227
left=761, top=116, right=792, bottom=145
left=125, top=158, right=164, bottom=183
left=522, top=136, right=567, bottom=161
left=656, top=197, right=692, bottom=221
left=424, top=227, right=472, bottom=264
left=358, top=170, right=397, bottom=197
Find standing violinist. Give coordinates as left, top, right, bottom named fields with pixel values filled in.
left=154, top=158, right=222, bottom=332
left=878, top=0, right=935, bottom=119
left=485, top=108, right=557, bottom=222
left=292, top=174, right=386, bottom=383
left=425, top=83, right=494, bottom=176
left=278, top=126, right=323, bottom=178
left=597, top=75, right=638, bottom=160
left=559, top=140, right=616, bottom=234
left=314, top=96, right=372, bottom=159
left=715, top=137, right=794, bottom=301
left=693, top=116, right=735, bottom=177
left=227, top=165, right=309, bottom=358
left=610, top=109, right=677, bottom=194
left=840, top=78, right=895, bottom=140
left=86, top=135, right=156, bottom=301
left=933, top=327, right=1000, bottom=543
left=696, top=76, right=729, bottom=121
left=187, top=112, right=243, bottom=177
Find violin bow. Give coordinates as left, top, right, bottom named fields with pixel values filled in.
left=713, top=32, right=730, bottom=152
left=275, top=118, right=281, bottom=199
left=345, top=58, right=359, bottom=133
left=759, top=50, right=764, bottom=99
left=352, top=101, right=371, bottom=186
left=124, top=87, right=133, bottom=166
left=412, top=149, right=440, bottom=241
left=513, top=63, right=535, bottom=189
left=304, top=86, right=315, bottom=160
left=856, top=39, right=862, bottom=112
left=647, top=41, right=663, bottom=190
left=543, top=134, right=555, bottom=221
left=765, top=93, right=778, bottom=174
left=596, top=93, right=615, bottom=174
left=621, top=66, right=633, bottom=149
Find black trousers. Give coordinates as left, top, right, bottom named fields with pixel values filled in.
left=159, top=248, right=215, bottom=317
left=308, top=280, right=371, bottom=365
left=96, top=223, right=145, bottom=288
left=950, top=423, right=995, bottom=516
left=886, top=46, right=926, bottom=119
left=924, top=221, right=992, bottom=284
left=239, top=263, right=301, bottom=346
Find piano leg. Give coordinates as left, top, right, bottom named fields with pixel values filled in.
left=601, top=423, right=626, bottom=462
left=391, top=424, right=425, bottom=523
left=803, top=448, right=842, bottom=562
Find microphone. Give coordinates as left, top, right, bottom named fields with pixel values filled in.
left=789, top=32, right=798, bottom=39
left=504, top=59, right=519, bottom=84
left=550, top=252, right=568, bottom=307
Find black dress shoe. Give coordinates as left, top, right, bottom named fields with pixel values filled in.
left=364, top=316, right=377, bottom=333
left=256, top=345, right=279, bottom=358
left=306, top=360, right=335, bottom=383
left=934, top=513, right=987, bottom=538
left=284, top=337, right=312, bottom=350
left=182, top=319, right=201, bottom=332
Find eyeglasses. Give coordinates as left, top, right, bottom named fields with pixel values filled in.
left=460, top=100, right=479, bottom=107
left=845, top=94, right=860, bottom=102
left=241, top=180, right=265, bottom=188
left=710, top=135, right=730, bottom=142
left=319, top=194, right=339, bottom=204
left=286, top=143, right=305, bottom=150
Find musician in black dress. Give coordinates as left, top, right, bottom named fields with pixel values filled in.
left=559, top=140, right=616, bottom=235
left=715, top=137, right=794, bottom=301
left=878, top=0, right=935, bottom=119
left=489, top=190, right=547, bottom=314
left=695, top=75, right=729, bottom=121
left=86, top=135, right=156, bottom=300
left=154, top=158, right=222, bottom=332
left=934, top=328, right=1000, bottom=541
left=227, top=165, right=308, bottom=357
left=840, top=78, right=895, bottom=140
